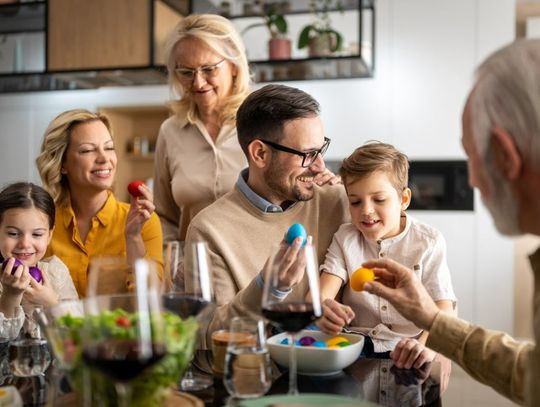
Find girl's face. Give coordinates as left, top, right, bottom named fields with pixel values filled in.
left=346, top=171, right=411, bottom=241
left=0, top=207, right=52, bottom=267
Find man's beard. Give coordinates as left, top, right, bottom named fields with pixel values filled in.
left=482, top=169, right=521, bottom=236
left=264, top=157, right=316, bottom=203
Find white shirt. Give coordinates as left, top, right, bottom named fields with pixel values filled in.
left=320, top=215, right=456, bottom=352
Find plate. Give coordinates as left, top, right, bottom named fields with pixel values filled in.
left=237, top=393, right=378, bottom=407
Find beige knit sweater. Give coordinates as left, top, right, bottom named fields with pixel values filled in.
left=184, top=183, right=350, bottom=352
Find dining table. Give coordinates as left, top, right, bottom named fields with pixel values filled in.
left=2, top=348, right=441, bottom=407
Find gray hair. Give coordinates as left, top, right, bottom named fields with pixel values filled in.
left=469, top=39, right=540, bottom=172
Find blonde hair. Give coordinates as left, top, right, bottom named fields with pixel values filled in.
left=164, top=14, right=252, bottom=126
left=339, top=141, right=410, bottom=192
left=35, top=109, right=113, bottom=207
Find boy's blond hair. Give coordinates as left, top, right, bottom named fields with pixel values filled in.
left=339, top=141, right=409, bottom=192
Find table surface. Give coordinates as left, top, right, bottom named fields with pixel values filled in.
left=2, top=349, right=441, bottom=407
left=187, top=350, right=441, bottom=407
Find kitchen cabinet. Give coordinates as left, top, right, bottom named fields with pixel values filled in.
left=0, top=0, right=186, bottom=92
left=0, top=0, right=374, bottom=91
left=98, top=105, right=171, bottom=202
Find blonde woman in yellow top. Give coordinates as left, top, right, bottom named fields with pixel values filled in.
left=36, top=109, right=163, bottom=297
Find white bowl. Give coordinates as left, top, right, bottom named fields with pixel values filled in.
left=267, top=329, right=364, bottom=376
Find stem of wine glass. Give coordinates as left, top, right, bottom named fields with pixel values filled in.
left=115, top=382, right=133, bottom=407
left=288, top=332, right=298, bottom=396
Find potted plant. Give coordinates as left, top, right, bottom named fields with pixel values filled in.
left=242, top=4, right=291, bottom=60
left=298, top=0, right=344, bottom=57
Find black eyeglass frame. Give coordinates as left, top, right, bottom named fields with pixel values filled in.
left=258, top=137, right=331, bottom=168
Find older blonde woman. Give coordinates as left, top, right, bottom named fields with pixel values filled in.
left=36, top=109, right=163, bottom=297
left=154, top=14, right=251, bottom=252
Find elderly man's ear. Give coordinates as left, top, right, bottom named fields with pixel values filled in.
left=490, top=127, right=522, bottom=181
left=248, top=140, right=270, bottom=169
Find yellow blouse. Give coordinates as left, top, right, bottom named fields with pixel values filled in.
left=45, top=192, right=163, bottom=297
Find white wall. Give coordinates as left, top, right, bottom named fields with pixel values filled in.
left=0, top=0, right=516, bottom=332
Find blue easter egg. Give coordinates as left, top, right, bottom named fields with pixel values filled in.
left=312, top=340, right=327, bottom=348
left=286, top=223, right=307, bottom=247
left=280, top=338, right=289, bottom=345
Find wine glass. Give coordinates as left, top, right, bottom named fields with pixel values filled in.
left=161, top=240, right=214, bottom=391
left=261, top=242, right=322, bottom=395
left=86, top=256, right=135, bottom=297
left=82, top=259, right=166, bottom=407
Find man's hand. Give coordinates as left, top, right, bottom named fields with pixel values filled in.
left=362, top=258, right=440, bottom=331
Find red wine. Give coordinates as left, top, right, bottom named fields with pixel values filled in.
left=82, top=340, right=165, bottom=382
left=262, top=302, right=316, bottom=333
left=162, top=294, right=210, bottom=318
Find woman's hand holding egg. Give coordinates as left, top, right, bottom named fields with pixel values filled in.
left=125, top=180, right=155, bottom=237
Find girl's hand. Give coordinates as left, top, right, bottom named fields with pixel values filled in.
left=24, top=270, right=58, bottom=307
left=316, top=298, right=355, bottom=335
left=125, top=183, right=155, bottom=237
left=390, top=337, right=436, bottom=369
left=1, top=258, right=31, bottom=296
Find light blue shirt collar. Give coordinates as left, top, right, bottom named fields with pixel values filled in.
left=236, top=169, right=284, bottom=213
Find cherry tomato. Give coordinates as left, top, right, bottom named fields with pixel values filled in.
left=116, top=316, right=131, bottom=327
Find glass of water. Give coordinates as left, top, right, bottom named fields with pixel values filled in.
left=223, top=317, right=271, bottom=399
left=9, top=306, right=52, bottom=377
left=9, top=337, right=51, bottom=377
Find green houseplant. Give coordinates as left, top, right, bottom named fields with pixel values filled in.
left=298, top=0, right=344, bottom=57
left=242, top=5, right=291, bottom=60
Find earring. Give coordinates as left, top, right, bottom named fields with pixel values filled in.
left=61, top=168, right=67, bottom=174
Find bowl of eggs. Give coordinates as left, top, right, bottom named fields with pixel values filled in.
left=267, top=329, right=364, bottom=376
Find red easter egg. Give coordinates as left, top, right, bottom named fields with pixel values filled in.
left=127, top=180, right=145, bottom=198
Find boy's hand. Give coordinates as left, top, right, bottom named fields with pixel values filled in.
left=316, top=298, right=355, bottom=335
left=1, top=258, right=31, bottom=295
left=24, top=270, right=58, bottom=307
left=391, top=337, right=436, bottom=369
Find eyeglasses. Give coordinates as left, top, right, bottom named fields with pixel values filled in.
left=174, top=59, right=226, bottom=81
left=259, top=137, right=331, bottom=168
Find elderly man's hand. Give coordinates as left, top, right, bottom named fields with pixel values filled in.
left=362, top=258, right=440, bottom=331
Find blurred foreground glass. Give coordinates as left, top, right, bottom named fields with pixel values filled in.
left=10, top=307, right=52, bottom=377
left=261, top=243, right=322, bottom=395
left=82, top=259, right=166, bottom=407
left=87, top=256, right=136, bottom=297
left=162, top=240, right=214, bottom=391
left=223, top=317, right=271, bottom=399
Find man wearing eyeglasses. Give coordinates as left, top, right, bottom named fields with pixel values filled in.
left=184, top=84, right=350, bottom=357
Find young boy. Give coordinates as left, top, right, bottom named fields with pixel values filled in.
left=318, top=142, right=456, bottom=371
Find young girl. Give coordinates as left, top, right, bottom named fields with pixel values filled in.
left=0, top=182, right=78, bottom=339
left=317, top=143, right=456, bottom=372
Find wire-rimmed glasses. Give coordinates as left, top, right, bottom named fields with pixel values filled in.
left=175, top=59, right=226, bottom=81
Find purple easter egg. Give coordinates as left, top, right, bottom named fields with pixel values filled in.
left=29, top=266, right=43, bottom=283
left=2, top=258, right=42, bottom=283
left=299, top=336, right=316, bottom=346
